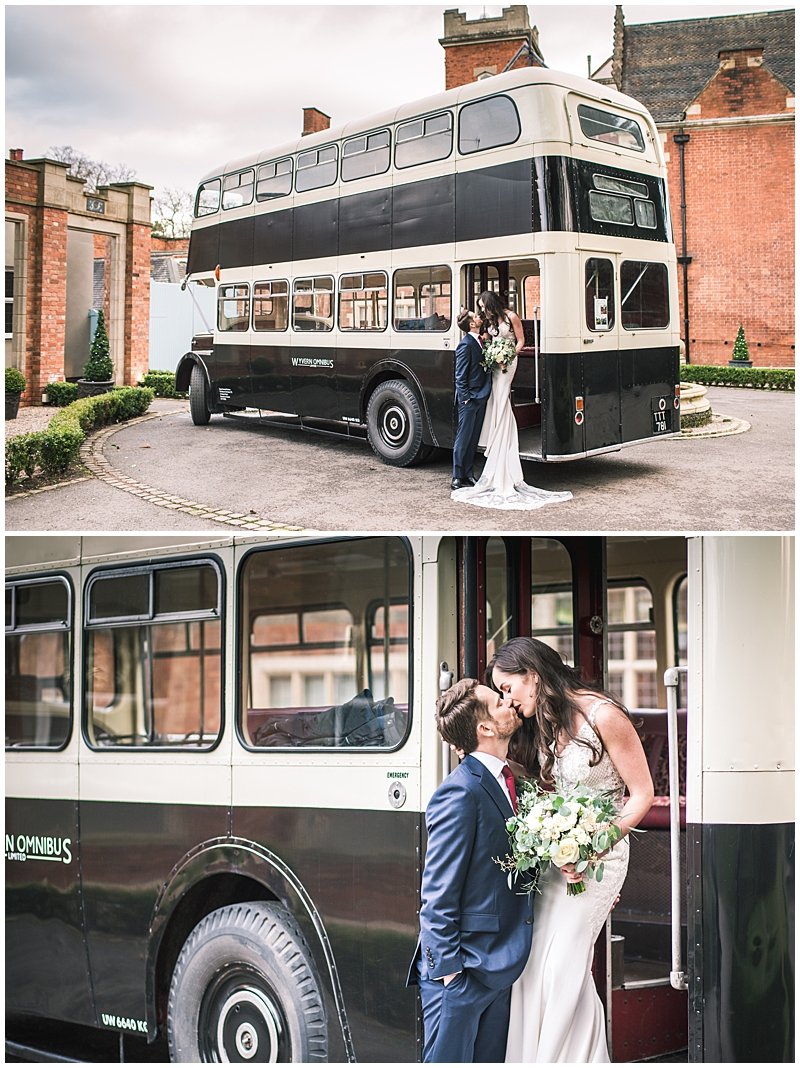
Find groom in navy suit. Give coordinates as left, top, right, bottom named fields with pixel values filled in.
left=451, top=309, right=491, bottom=490
left=407, top=679, right=533, bottom=1062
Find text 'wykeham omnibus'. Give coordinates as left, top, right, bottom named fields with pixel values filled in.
left=177, top=68, right=681, bottom=466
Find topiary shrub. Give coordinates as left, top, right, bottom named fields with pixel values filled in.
left=45, top=381, right=80, bottom=407
left=5, top=367, right=26, bottom=394
left=83, top=309, right=114, bottom=381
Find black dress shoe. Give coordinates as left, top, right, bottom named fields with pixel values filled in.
left=451, top=478, right=466, bottom=490
left=463, top=475, right=477, bottom=486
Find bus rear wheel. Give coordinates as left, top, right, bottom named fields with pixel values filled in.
left=366, top=379, right=431, bottom=467
left=167, top=901, right=327, bottom=1063
left=189, top=363, right=212, bottom=426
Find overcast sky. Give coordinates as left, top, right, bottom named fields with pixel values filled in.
left=5, top=2, right=787, bottom=199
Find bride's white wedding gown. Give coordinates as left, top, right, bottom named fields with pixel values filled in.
left=505, top=700, right=630, bottom=1063
left=451, top=319, right=572, bottom=511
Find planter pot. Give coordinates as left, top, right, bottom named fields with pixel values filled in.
left=728, top=359, right=752, bottom=368
left=5, top=392, right=21, bottom=419
left=77, top=378, right=114, bottom=399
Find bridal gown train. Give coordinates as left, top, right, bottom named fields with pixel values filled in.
left=505, top=700, right=630, bottom=1063
left=450, top=321, right=572, bottom=511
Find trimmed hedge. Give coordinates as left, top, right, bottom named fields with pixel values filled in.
left=6, top=386, right=154, bottom=489
left=680, top=364, right=794, bottom=391
left=45, top=381, right=80, bottom=407
left=140, top=370, right=186, bottom=398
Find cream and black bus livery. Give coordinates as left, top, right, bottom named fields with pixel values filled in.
left=5, top=535, right=793, bottom=1062
left=176, top=67, right=681, bottom=466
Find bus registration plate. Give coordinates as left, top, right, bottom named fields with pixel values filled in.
left=651, top=396, right=671, bottom=435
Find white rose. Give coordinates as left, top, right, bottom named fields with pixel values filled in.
left=574, top=828, right=590, bottom=846
left=552, top=839, right=581, bottom=867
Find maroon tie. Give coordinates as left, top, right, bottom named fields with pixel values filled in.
left=501, top=765, right=518, bottom=814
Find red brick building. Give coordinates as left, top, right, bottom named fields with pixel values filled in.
left=611, top=7, right=794, bottom=367
left=439, top=6, right=544, bottom=88
left=5, top=150, right=152, bottom=405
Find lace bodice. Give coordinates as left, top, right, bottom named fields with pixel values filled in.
left=553, top=699, right=626, bottom=808
left=488, top=315, right=516, bottom=343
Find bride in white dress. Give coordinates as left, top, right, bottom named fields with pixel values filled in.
left=488, top=637, right=655, bottom=1063
left=451, top=292, right=572, bottom=511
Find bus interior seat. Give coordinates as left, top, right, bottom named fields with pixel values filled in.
left=249, top=690, right=406, bottom=748
left=635, top=708, right=687, bottom=829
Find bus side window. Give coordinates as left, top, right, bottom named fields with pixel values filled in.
left=395, top=111, right=453, bottom=169
left=339, top=272, right=388, bottom=331
left=194, top=178, right=221, bottom=218
left=240, top=538, right=411, bottom=751
left=218, top=284, right=251, bottom=332
left=222, top=169, right=255, bottom=211
left=253, top=280, right=289, bottom=331
left=292, top=276, right=334, bottom=331
left=393, top=266, right=451, bottom=331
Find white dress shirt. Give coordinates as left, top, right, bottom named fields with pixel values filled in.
left=470, top=750, right=514, bottom=809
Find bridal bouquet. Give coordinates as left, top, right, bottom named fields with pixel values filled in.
left=481, top=336, right=517, bottom=374
left=496, top=781, right=622, bottom=896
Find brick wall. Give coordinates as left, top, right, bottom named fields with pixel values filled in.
left=444, top=40, right=529, bottom=90
left=665, top=51, right=794, bottom=367
left=124, top=221, right=152, bottom=384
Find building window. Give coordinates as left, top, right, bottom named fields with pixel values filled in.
left=295, top=145, right=338, bottom=193
left=6, top=578, right=72, bottom=749
left=253, top=280, right=289, bottom=331
left=393, top=265, right=451, bottom=331
left=194, top=178, right=221, bottom=217
left=530, top=538, right=575, bottom=666
left=292, top=276, right=334, bottom=331
left=607, top=582, right=658, bottom=709
left=621, top=262, right=669, bottom=329
left=577, top=104, right=645, bottom=151
left=240, top=538, right=411, bottom=750
left=218, top=284, right=250, bottom=332
left=222, top=169, right=255, bottom=210
left=458, top=95, right=520, bottom=154
left=395, top=112, right=453, bottom=168
left=342, top=130, right=391, bottom=182
left=585, top=258, right=615, bottom=331
left=85, top=562, right=222, bottom=749
left=256, top=158, right=292, bottom=201
left=5, top=267, right=13, bottom=338
left=339, top=272, right=388, bottom=331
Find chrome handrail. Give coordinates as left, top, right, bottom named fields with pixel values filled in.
left=664, top=665, right=688, bottom=992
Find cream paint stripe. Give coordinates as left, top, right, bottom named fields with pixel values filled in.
left=701, top=770, right=795, bottom=826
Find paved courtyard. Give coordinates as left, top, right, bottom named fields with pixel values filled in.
left=5, top=388, right=794, bottom=533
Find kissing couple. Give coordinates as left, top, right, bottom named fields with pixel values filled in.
left=407, top=637, right=654, bottom=1062
left=450, top=292, right=572, bottom=512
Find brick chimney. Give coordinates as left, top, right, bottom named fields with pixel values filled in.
left=302, top=107, right=331, bottom=136
left=439, top=5, right=544, bottom=91
left=9, top=148, right=24, bottom=161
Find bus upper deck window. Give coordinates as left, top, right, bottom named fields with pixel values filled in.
left=577, top=104, right=645, bottom=152
left=458, top=95, right=520, bottom=155
left=222, top=169, right=255, bottom=210
left=295, top=145, right=338, bottom=193
left=342, top=130, right=391, bottom=182
left=195, top=178, right=221, bottom=217
left=395, top=111, right=453, bottom=168
left=256, top=158, right=292, bottom=201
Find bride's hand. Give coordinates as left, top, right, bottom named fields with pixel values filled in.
left=559, top=862, right=584, bottom=885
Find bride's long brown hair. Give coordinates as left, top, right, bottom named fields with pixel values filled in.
left=486, top=636, right=630, bottom=786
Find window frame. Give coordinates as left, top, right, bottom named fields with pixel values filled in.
left=606, top=578, right=659, bottom=709
left=341, top=128, right=392, bottom=182
left=295, top=143, right=339, bottom=193
left=6, top=573, right=74, bottom=752
left=395, top=110, right=454, bottom=169
left=82, top=557, right=225, bottom=753
left=5, top=266, right=13, bottom=339
left=255, top=157, right=293, bottom=202
left=457, top=94, right=521, bottom=155
left=235, top=535, right=414, bottom=755
left=194, top=177, right=222, bottom=218
left=217, top=283, right=251, bottom=333
left=253, top=279, right=290, bottom=332
left=292, top=275, right=335, bottom=332
left=221, top=168, right=255, bottom=211
left=392, top=264, right=452, bottom=332
left=620, top=260, right=670, bottom=331
left=338, top=271, right=389, bottom=332
left=585, top=257, right=616, bottom=333
left=577, top=103, right=646, bottom=152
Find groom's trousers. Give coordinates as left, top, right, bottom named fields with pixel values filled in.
left=417, top=966, right=512, bottom=1063
left=452, top=396, right=489, bottom=479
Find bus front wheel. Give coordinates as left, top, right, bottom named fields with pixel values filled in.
left=189, top=363, right=212, bottom=426
left=167, top=901, right=327, bottom=1063
left=366, top=379, right=431, bottom=466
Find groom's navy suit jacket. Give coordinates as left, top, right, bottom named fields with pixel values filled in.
left=454, top=333, right=491, bottom=404
left=407, top=754, right=533, bottom=992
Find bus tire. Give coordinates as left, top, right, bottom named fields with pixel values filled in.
left=189, top=363, right=212, bottom=426
left=366, top=379, right=430, bottom=466
left=167, top=901, right=327, bottom=1063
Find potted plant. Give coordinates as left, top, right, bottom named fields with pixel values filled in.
left=5, top=366, right=26, bottom=419
left=728, top=324, right=753, bottom=368
left=77, top=309, right=115, bottom=398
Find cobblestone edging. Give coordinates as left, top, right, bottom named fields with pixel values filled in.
left=8, top=408, right=307, bottom=532
left=676, top=413, right=751, bottom=439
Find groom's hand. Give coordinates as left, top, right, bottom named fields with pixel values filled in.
left=442, top=972, right=461, bottom=986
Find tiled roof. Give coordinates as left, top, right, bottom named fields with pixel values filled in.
left=619, top=8, right=795, bottom=123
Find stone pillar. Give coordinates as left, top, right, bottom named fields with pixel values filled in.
left=115, top=181, right=153, bottom=385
